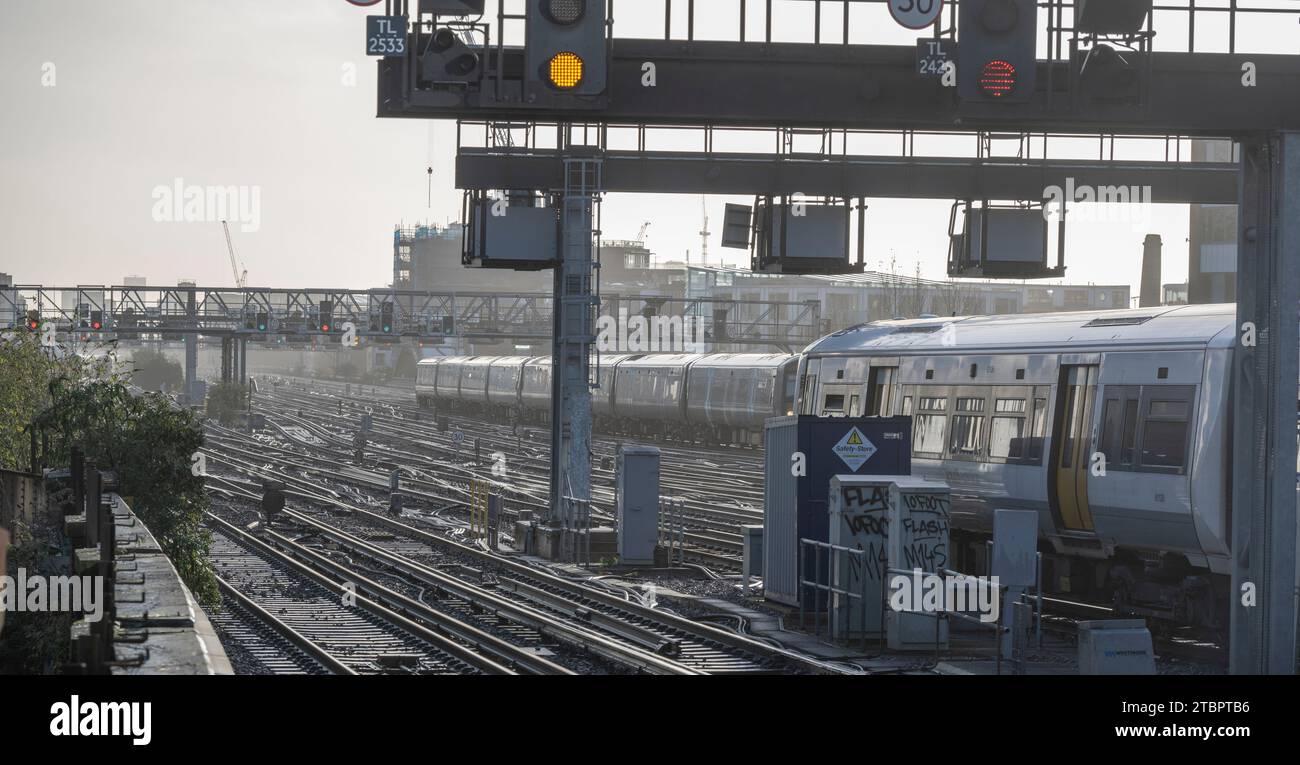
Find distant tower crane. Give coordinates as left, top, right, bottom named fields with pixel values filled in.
left=637, top=221, right=651, bottom=243
left=222, top=220, right=248, bottom=289
left=699, top=197, right=711, bottom=267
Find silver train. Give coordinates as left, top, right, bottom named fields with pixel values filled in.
left=418, top=305, right=1284, bottom=627
left=416, top=353, right=799, bottom=444
left=800, top=303, right=1257, bottom=628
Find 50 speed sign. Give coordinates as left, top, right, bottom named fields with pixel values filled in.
left=889, top=0, right=944, bottom=30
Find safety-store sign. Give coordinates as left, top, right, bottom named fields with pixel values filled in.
left=832, top=427, right=878, bottom=471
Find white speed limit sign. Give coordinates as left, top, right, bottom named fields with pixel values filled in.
left=889, top=0, right=944, bottom=30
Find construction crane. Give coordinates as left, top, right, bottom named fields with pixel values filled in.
left=637, top=221, right=651, bottom=243
left=698, top=197, right=710, bottom=267
left=221, top=220, right=248, bottom=289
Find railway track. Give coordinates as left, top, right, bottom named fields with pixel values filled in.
left=214, top=379, right=760, bottom=566
left=205, top=478, right=843, bottom=674
left=229, top=377, right=1237, bottom=671
left=207, top=575, right=354, bottom=675
left=208, top=517, right=527, bottom=675
left=271, top=502, right=836, bottom=674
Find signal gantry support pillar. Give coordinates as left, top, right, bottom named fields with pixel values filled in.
left=547, top=151, right=602, bottom=561
left=184, top=289, right=198, bottom=405
left=220, top=336, right=234, bottom=383
left=1230, top=131, right=1299, bottom=675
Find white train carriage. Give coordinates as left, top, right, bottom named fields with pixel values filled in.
left=799, top=304, right=1238, bottom=626
left=608, top=354, right=695, bottom=430
left=519, top=357, right=552, bottom=413
left=458, top=357, right=495, bottom=409
left=434, top=356, right=472, bottom=401
left=485, top=356, right=531, bottom=416
left=421, top=352, right=800, bottom=444
left=415, top=357, right=440, bottom=409
left=683, top=354, right=800, bottom=443
left=593, top=354, right=642, bottom=420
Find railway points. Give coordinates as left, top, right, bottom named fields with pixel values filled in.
left=198, top=373, right=1240, bottom=677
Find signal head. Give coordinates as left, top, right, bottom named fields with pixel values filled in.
left=547, top=51, right=585, bottom=89
left=543, top=0, right=585, bottom=24
left=979, top=60, right=1018, bottom=98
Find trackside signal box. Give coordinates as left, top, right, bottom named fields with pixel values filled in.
left=763, top=416, right=912, bottom=606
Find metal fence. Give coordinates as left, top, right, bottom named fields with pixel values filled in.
left=798, top=537, right=1045, bottom=674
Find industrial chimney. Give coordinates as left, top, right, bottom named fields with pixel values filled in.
left=1140, top=234, right=1162, bottom=308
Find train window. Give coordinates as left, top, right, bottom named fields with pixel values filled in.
left=1149, top=400, right=1188, bottom=418
left=1139, top=388, right=1196, bottom=471
left=1099, top=399, right=1122, bottom=465
left=799, top=374, right=818, bottom=415
left=1141, top=421, right=1188, bottom=468
left=1120, top=400, right=1140, bottom=464
left=955, top=397, right=985, bottom=413
left=822, top=394, right=845, bottom=414
left=867, top=367, right=896, bottom=417
left=849, top=395, right=860, bottom=417
left=914, top=413, right=947, bottom=455
left=1026, top=396, right=1048, bottom=462
left=989, top=416, right=1024, bottom=459
left=919, top=397, right=947, bottom=411
left=987, top=397, right=1029, bottom=460
left=1060, top=387, right=1080, bottom=468
left=950, top=412, right=985, bottom=456
left=902, top=396, right=914, bottom=416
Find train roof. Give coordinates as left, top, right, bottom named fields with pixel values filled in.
left=686, top=353, right=797, bottom=369
left=421, top=353, right=793, bottom=371
left=615, top=353, right=705, bottom=368
left=804, top=304, right=1238, bottom=356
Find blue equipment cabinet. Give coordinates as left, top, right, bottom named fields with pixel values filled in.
left=763, top=415, right=912, bottom=606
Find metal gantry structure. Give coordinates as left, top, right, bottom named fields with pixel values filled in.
left=374, top=0, right=1299, bottom=673
left=0, top=285, right=821, bottom=348
left=550, top=154, right=602, bottom=549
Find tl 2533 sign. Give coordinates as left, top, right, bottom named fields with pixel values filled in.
left=367, top=16, right=408, bottom=57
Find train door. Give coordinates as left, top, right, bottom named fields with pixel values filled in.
left=1050, top=364, right=1098, bottom=533
left=865, top=365, right=898, bottom=417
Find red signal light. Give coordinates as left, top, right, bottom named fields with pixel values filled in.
left=979, top=59, right=1018, bottom=98
left=321, top=323, right=331, bottom=333
left=27, top=320, right=39, bottom=331
left=91, top=321, right=102, bottom=331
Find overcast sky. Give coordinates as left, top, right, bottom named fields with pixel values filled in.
left=2, top=1, right=1295, bottom=294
